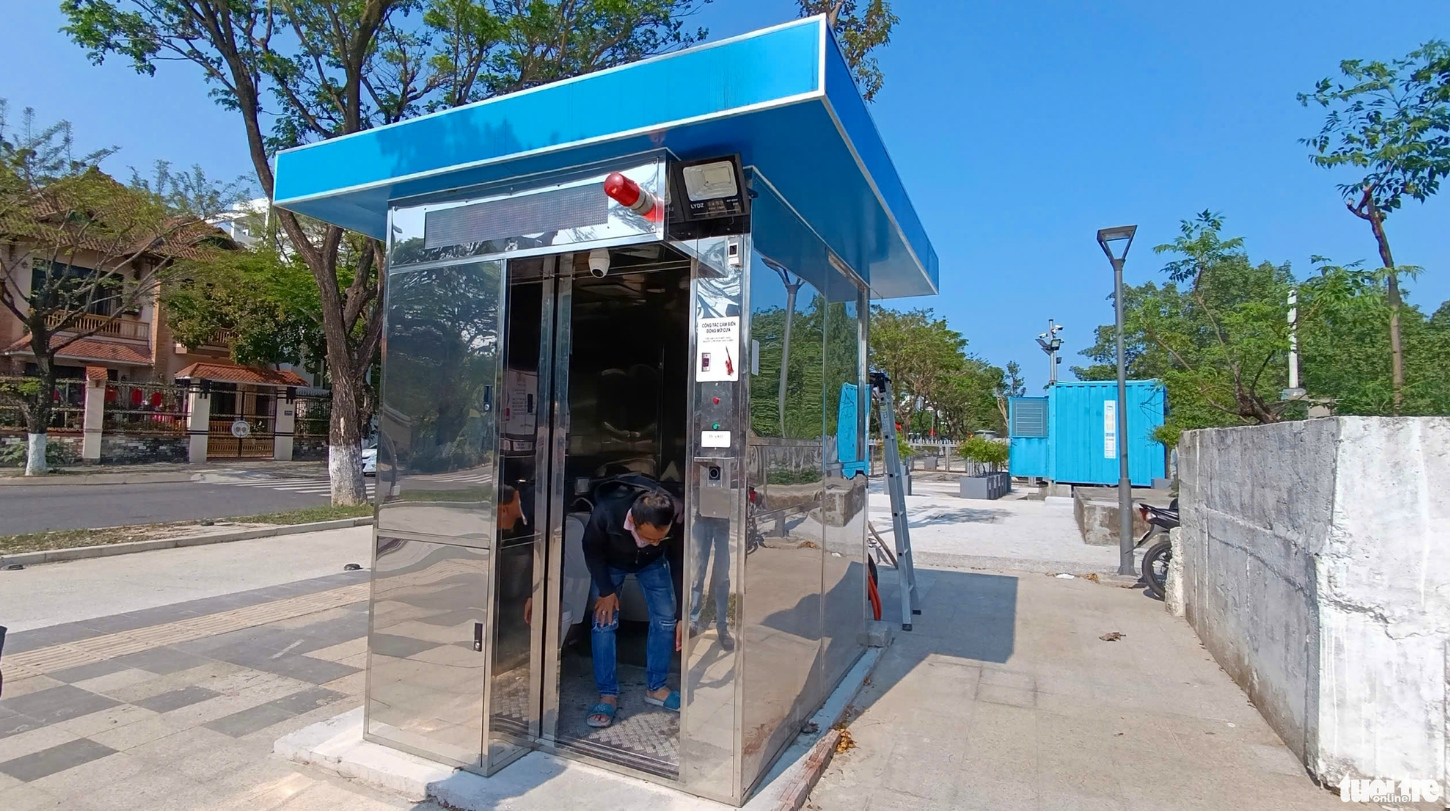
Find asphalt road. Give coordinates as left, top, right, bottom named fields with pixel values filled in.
left=0, top=480, right=335, bottom=535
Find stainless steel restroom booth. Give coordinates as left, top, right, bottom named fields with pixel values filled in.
left=269, top=18, right=940, bottom=805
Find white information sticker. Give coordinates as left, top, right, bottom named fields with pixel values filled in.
left=696, top=316, right=740, bottom=382
left=701, top=430, right=731, bottom=448
left=1103, top=400, right=1117, bottom=459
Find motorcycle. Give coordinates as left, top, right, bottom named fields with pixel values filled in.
left=1136, top=499, right=1179, bottom=599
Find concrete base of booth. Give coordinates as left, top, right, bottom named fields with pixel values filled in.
left=275, top=649, right=882, bottom=810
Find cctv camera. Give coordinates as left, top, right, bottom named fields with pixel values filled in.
left=588, top=248, right=610, bottom=278
left=1038, top=332, right=1048, bottom=339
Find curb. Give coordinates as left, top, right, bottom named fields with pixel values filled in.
left=748, top=646, right=883, bottom=811
left=0, top=472, right=205, bottom=487
left=0, top=517, right=375, bottom=568
left=772, top=730, right=843, bottom=811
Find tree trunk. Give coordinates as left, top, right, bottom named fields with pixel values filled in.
left=778, top=280, right=800, bottom=436
left=328, top=370, right=367, bottom=505
left=23, top=354, right=56, bottom=476
left=26, top=432, right=48, bottom=477
left=1366, top=204, right=1404, bottom=414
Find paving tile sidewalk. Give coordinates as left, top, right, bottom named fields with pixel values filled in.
left=0, top=569, right=439, bottom=811
left=809, top=566, right=1344, bottom=811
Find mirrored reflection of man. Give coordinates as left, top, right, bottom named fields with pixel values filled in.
left=581, top=485, right=683, bottom=729
left=689, top=517, right=734, bottom=651
left=499, top=483, right=533, bottom=541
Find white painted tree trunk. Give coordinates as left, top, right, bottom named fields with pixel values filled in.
left=329, top=442, right=366, bottom=505
left=25, top=433, right=48, bottom=476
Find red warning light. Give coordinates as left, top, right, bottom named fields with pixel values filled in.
left=604, top=172, right=662, bottom=222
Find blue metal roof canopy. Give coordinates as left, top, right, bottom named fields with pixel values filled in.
left=271, top=17, right=938, bottom=299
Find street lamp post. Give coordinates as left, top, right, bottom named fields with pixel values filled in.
left=1097, top=225, right=1138, bottom=576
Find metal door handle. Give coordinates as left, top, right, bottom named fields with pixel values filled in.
left=473, top=622, right=484, bottom=652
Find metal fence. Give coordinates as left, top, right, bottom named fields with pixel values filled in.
left=104, top=382, right=190, bottom=436
left=295, top=396, right=330, bottom=442
left=0, top=377, right=86, bottom=432
left=867, top=438, right=1004, bottom=476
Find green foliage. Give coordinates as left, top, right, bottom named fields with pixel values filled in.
left=1076, top=213, right=1294, bottom=430
left=958, top=435, right=1008, bottom=468
left=0, top=99, right=117, bottom=184
left=1075, top=212, right=1450, bottom=435
left=164, top=244, right=326, bottom=369
left=798, top=0, right=899, bottom=102
left=1298, top=260, right=1450, bottom=415
left=128, top=160, right=251, bottom=219
left=896, top=433, right=913, bottom=460
left=0, top=439, right=78, bottom=468
left=869, top=307, right=1006, bottom=438
left=1299, top=41, right=1450, bottom=217
left=1151, top=424, right=1182, bottom=451
left=1, top=103, right=227, bottom=477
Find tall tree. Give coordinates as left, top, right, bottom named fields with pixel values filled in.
left=868, top=306, right=969, bottom=432
left=992, top=359, right=1024, bottom=429
left=1299, top=40, right=1450, bottom=413
left=1075, top=213, right=1295, bottom=430
left=797, top=0, right=898, bottom=102
left=0, top=102, right=227, bottom=474
left=63, top=0, right=706, bottom=504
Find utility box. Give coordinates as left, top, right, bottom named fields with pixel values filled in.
left=1008, top=380, right=1166, bottom=487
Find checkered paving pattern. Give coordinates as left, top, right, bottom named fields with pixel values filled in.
left=3, top=584, right=371, bottom=680
left=0, top=572, right=386, bottom=810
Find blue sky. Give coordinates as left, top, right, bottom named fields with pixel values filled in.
left=4, top=1, right=1447, bottom=390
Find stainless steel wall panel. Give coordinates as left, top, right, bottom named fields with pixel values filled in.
left=820, top=270, right=868, bottom=698
left=740, top=210, right=827, bottom=789
left=364, top=538, right=491, bottom=768
left=375, top=259, right=505, bottom=547
left=676, top=237, right=746, bottom=803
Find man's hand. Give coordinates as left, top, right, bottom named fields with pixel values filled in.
left=524, top=597, right=533, bottom=626
left=594, top=594, right=619, bottom=627
left=675, top=623, right=683, bottom=652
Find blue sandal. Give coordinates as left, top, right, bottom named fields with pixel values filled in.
left=586, top=702, right=617, bottom=728
left=644, top=690, right=681, bottom=712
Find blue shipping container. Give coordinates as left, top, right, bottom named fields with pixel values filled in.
left=1008, top=380, right=1166, bottom=486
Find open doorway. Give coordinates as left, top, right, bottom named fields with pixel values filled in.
left=495, top=243, right=691, bottom=777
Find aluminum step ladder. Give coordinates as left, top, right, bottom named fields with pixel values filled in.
left=870, top=371, right=922, bottom=631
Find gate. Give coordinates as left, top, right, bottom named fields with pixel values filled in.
left=207, top=384, right=276, bottom=458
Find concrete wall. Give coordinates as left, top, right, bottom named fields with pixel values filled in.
left=1178, top=417, right=1450, bottom=788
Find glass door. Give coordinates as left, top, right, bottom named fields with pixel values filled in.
left=484, top=253, right=569, bottom=773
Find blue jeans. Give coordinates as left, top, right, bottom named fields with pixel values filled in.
left=590, top=556, right=676, bottom=696
left=689, top=518, right=730, bottom=629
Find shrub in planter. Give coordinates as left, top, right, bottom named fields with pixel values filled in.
left=958, top=436, right=1009, bottom=470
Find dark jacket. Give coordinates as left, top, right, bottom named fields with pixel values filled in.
left=581, top=489, right=683, bottom=619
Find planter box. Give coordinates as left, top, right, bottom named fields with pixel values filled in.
left=960, top=471, right=1011, bottom=500
left=919, top=457, right=939, bottom=470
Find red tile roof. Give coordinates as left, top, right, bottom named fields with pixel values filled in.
left=173, top=361, right=308, bottom=388
left=84, top=365, right=109, bottom=381
left=2, top=335, right=152, bottom=365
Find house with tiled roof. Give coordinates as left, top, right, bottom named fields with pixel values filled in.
left=1, top=172, right=328, bottom=462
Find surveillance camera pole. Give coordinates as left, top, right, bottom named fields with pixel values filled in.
left=1035, top=320, right=1064, bottom=386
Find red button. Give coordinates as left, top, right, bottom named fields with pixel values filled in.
left=712, top=397, right=721, bottom=404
